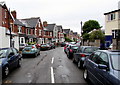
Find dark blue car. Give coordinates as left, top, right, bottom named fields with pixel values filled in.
left=83, top=50, right=120, bottom=85
left=0, top=48, right=22, bottom=77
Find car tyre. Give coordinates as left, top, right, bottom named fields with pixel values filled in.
left=83, top=69, right=89, bottom=81
left=72, top=57, right=76, bottom=63
left=78, top=60, right=82, bottom=68
left=17, top=59, right=22, bottom=67
left=4, top=66, right=9, bottom=77
left=35, top=53, right=37, bottom=57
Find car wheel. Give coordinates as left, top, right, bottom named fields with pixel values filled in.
left=83, top=69, right=89, bottom=81
left=72, top=57, right=76, bottom=63
left=35, top=53, right=37, bottom=57
left=78, top=60, right=82, bottom=68
left=17, top=59, right=22, bottom=67
left=4, top=66, right=9, bottom=77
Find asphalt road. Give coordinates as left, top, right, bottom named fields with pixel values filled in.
left=2, top=47, right=88, bottom=84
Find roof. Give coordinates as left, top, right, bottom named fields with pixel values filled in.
left=14, top=19, right=25, bottom=26
left=104, top=9, right=120, bottom=15
left=57, top=25, right=62, bottom=32
left=97, top=50, right=120, bottom=54
left=45, top=24, right=56, bottom=31
left=63, top=29, right=70, bottom=34
left=20, top=17, right=40, bottom=28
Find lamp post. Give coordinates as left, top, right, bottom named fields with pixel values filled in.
left=80, top=21, right=83, bottom=46
left=8, top=8, right=12, bottom=47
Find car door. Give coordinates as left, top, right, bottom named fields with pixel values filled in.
left=74, top=47, right=82, bottom=62
left=12, top=48, right=20, bottom=67
left=7, top=48, right=16, bottom=69
left=86, top=51, right=101, bottom=84
left=95, top=52, right=112, bottom=85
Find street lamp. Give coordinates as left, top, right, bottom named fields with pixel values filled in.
left=80, top=21, right=83, bottom=46
left=8, top=8, right=12, bottom=47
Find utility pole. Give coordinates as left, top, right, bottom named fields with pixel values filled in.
left=8, top=8, right=12, bottom=47
left=80, top=21, right=83, bottom=46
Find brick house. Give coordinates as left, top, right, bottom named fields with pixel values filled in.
left=43, top=21, right=58, bottom=43
left=57, top=25, right=65, bottom=43
left=63, top=29, right=71, bottom=38
left=20, top=17, right=44, bottom=44
left=0, top=2, right=19, bottom=49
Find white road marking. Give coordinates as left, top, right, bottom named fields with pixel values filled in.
left=51, top=57, right=54, bottom=64
left=51, top=67, right=55, bottom=83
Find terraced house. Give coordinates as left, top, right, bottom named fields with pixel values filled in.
left=0, top=2, right=19, bottom=49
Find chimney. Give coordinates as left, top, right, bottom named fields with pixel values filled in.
left=43, top=21, right=48, bottom=27
left=11, top=10, right=16, bottom=19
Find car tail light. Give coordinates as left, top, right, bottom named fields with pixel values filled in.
left=80, top=54, right=86, bottom=57
left=32, top=46, right=35, bottom=48
left=70, top=49, right=73, bottom=52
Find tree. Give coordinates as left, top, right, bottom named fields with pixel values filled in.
left=89, top=30, right=105, bottom=43
left=65, top=37, right=73, bottom=42
left=82, top=20, right=102, bottom=34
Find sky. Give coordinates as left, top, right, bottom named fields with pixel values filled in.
left=0, top=0, right=119, bottom=35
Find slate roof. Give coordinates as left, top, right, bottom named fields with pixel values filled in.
left=57, top=25, right=62, bottom=32
left=63, top=29, right=70, bottom=34
left=20, top=17, right=40, bottom=28
left=73, top=32, right=78, bottom=36
left=14, top=19, right=25, bottom=26
left=45, top=24, right=56, bottom=31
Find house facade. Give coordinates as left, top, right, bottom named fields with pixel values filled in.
left=43, top=22, right=59, bottom=43
left=0, top=2, right=19, bottom=49
left=57, top=25, right=65, bottom=43
left=104, top=9, right=120, bottom=49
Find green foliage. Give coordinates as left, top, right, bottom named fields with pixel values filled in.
left=82, top=20, right=101, bottom=34
left=89, top=30, right=105, bottom=43
left=82, top=33, right=90, bottom=41
left=65, top=37, right=73, bottom=42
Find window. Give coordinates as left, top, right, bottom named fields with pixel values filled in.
left=12, top=48, right=18, bottom=55
left=98, top=52, right=109, bottom=65
left=18, top=26, right=22, bottom=33
left=108, top=13, right=116, bottom=21
left=5, top=10, right=7, bottom=18
left=89, top=52, right=101, bottom=62
left=39, top=30, right=42, bottom=36
left=50, top=32, right=52, bottom=36
left=21, top=37, right=24, bottom=43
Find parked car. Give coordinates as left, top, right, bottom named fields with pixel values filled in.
left=19, top=43, right=27, bottom=51
left=61, top=42, right=66, bottom=47
left=48, top=43, right=55, bottom=49
left=0, top=47, right=22, bottom=77
left=83, top=50, right=120, bottom=85
left=73, top=46, right=99, bottom=68
left=69, top=42, right=76, bottom=45
left=22, top=45, right=40, bottom=57
left=66, top=45, right=79, bottom=59
left=40, top=44, right=51, bottom=50
left=64, top=44, right=71, bottom=54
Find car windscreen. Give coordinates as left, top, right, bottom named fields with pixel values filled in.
left=111, top=54, right=120, bottom=71
left=84, top=47, right=98, bottom=53
left=0, top=49, right=7, bottom=58
left=72, top=46, right=78, bottom=49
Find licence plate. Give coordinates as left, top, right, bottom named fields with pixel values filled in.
left=26, top=50, right=30, bottom=52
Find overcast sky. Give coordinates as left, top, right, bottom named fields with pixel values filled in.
left=0, top=0, right=119, bottom=34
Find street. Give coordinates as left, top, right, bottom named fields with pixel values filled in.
left=2, top=47, right=88, bottom=84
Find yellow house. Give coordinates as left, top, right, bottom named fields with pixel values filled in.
left=104, top=9, right=120, bottom=48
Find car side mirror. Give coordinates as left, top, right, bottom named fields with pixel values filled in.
left=98, top=64, right=108, bottom=70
